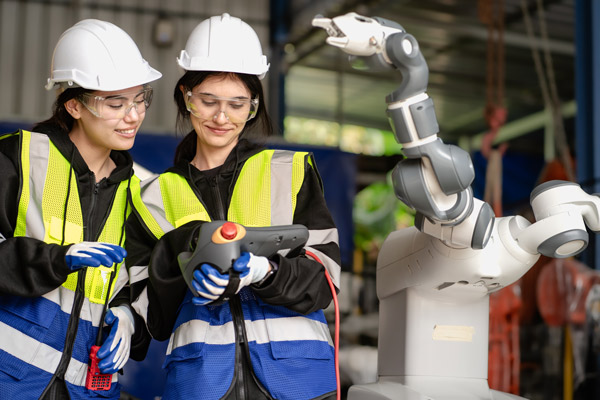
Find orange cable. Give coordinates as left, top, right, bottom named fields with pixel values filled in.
left=305, top=250, right=340, bottom=400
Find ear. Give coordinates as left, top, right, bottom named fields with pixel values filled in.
left=179, top=84, right=187, bottom=97
left=64, top=98, right=83, bottom=119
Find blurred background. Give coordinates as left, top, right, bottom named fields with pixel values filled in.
left=2, top=1, right=599, bottom=399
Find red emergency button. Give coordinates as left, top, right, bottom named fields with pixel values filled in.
left=220, top=222, right=238, bottom=240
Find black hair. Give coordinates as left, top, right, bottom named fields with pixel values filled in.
left=31, top=87, right=89, bottom=134
left=173, top=71, right=273, bottom=164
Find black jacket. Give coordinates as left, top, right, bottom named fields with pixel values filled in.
left=126, top=138, right=342, bottom=342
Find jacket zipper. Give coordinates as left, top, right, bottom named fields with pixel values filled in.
left=40, top=177, right=100, bottom=397
left=210, top=176, right=226, bottom=220
left=229, top=296, right=273, bottom=400
left=231, top=297, right=246, bottom=399
left=87, top=180, right=100, bottom=236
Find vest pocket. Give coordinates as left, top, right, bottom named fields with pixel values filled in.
left=0, top=296, right=59, bottom=380
left=268, top=336, right=334, bottom=360
left=162, top=315, right=209, bottom=370
left=0, top=349, right=31, bottom=381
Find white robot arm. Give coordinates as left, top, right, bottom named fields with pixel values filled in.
left=313, top=13, right=597, bottom=258
left=314, top=12, right=600, bottom=400
left=314, top=12, right=494, bottom=250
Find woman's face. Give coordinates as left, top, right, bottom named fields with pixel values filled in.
left=184, top=74, right=251, bottom=155
left=68, top=85, right=148, bottom=152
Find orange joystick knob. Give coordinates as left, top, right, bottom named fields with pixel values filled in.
left=220, top=222, right=238, bottom=240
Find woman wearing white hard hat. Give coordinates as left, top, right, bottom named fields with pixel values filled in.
left=127, top=13, right=340, bottom=400
left=0, top=19, right=161, bottom=399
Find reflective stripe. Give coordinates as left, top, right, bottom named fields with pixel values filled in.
left=167, top=316, right=332, bottom=356
left=129, top=265, right=150, bottom=322
left=270, top=151, right=293, bottom=225
left=15, top=131, right=48, bottom=238
left=129, top=265, right=149, bottom=285
left=131, top=176, right=170, bottom=240
left=258, top=315, right=333, bottom=346
left=113, top=265, right=130, bottom=298
left=291, top=152, right=308, bottom=216
left=305, top=246, right=341, bottom=289
left=306, top=228, right=340, bottom=287
left=307, top=227, right=339, bottom=247
left=131, top=286, right=149, bottom=323
left=166, top=320, right=235, bottom=355
left=0, top=321, right=117, bottom=387
left=42, top=286, right=105, bottom=327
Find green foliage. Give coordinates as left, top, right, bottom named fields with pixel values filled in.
left=353, top=178, right=415, bottom=253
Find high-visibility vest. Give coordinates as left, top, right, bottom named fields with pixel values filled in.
left=132, top=149, right=337, bottom=399
left=131, top=149, right=309, bottom=236
left=0, top=130, right=135, bottom=399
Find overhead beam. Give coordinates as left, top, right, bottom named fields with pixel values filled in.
left=460, top=99, right=576, bottom=151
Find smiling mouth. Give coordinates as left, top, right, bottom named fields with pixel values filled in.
left=207, top=126, right=230, bottom=134
left=116, top=128, right=136, bottom=136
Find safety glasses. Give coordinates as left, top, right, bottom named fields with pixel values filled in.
left=78, top=87, right=153, bottom=120
left=185, top=91, right=259, bottom=124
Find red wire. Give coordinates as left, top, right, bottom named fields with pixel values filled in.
left=305, top=250, right=340, bottom=400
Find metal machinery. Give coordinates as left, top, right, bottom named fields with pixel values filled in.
left=313, top=12, right=600, bottom=400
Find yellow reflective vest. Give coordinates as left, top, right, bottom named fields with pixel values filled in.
left=0, top=130, right=135, bottom=398
left=131, top=149, right=309, bottom=236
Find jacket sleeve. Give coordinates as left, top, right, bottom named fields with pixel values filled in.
left=124, top=213, right=158, bottom=358
left=125, top=214, right=201, bottom=344
left=0, top=136, right=74, bottom=297
left=252, top=156, right=342, bottom=315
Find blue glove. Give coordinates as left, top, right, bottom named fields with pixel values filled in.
left=191, top=264, right=230, bottom=305
left=190, top=253, right=271, bottom=306
left=233, top=252, right=271, bottom=290
left=97, top=306, right=134, bottom=374
left=65, top=242, right=126, bottom=271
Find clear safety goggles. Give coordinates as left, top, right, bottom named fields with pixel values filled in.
left=78, top=87, right=153, bottom=120
left=185, top=91, right=259, bottom=124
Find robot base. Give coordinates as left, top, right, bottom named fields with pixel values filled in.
left=348, top=376, right=527, bottom=400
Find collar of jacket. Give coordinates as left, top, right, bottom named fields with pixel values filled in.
left=42, top=127, right=134, bottom=184
left=169, top=138, right=264, bottom=180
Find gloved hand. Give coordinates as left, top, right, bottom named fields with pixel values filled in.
left=190, top=252, right=271, bottom=306
left=233, top=252, right=271, bottom=291
left=65, top=242, right=126, bottom=271
left=97, top=306, right=134, bottom=374
left=191, top=264, right=229, bottom=306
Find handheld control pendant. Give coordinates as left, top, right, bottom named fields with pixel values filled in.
left=86, top=268, right=116, bottom=391
left=178, top=221, right=309, bottom=303
left=85, top=345, right=111, bottom=390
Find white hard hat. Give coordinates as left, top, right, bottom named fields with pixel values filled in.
left=177, top=13, right=270, bottom=79
left=46, top=19, right=162, bottom=91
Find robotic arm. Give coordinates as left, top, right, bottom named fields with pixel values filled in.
left=314, top=12, right=600, bottom=400
left=313, top=13, right=599, bottom=259
left=313, top=13, right=494, bottom=250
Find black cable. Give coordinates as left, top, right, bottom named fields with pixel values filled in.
left=94, top=172, right=132, bottom=346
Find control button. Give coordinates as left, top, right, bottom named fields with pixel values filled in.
left=220, top=222, right=238, bottom=240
